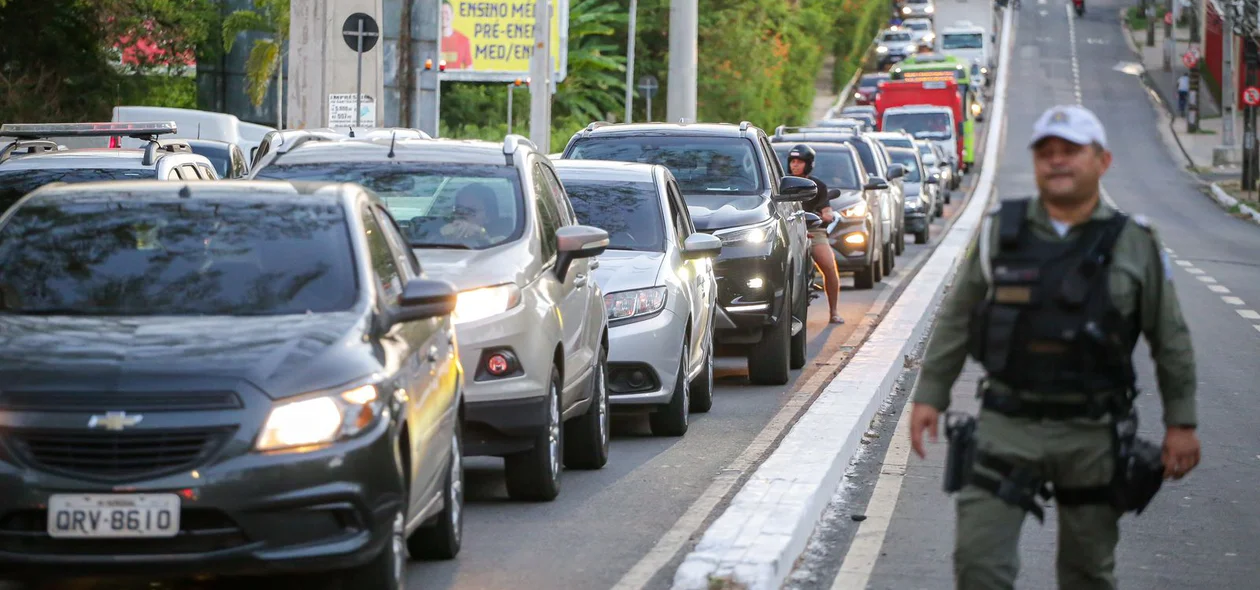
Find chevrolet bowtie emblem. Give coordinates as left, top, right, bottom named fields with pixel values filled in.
left=88, top=411, right=143, bottom=431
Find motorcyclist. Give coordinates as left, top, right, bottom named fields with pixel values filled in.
left=787, top=144, right=844, bottom=324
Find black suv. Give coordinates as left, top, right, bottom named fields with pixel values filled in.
left=562, top=122, right=817, bottom=385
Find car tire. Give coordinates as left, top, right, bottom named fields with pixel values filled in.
left=746, top=285, right=791, bottom=385
left=340, top=508, right=407, bottom=590
left=689, top=324, right=715, bottom=413
left=854, top=258, right=876, bottom=290
left=789, top=276, right=807, bottom=370
left=896, top=228, right=905, bottom=255
left=407, top=421, right=463, bottom=560
left=650, top=341, right=690, bottom=436
left=564, top=347, right=610, bottom=470
left=915, top=228, right=929, bottom=244
left=504, top=368, right=562, bottom=501
left=881, top=243, right=894, bottom=278
left=935, top=202, right=944, bottom=218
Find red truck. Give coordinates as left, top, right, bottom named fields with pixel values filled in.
left=873, top=79, right=969, bottom=171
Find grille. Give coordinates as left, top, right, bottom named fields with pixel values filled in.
left=0, top=390, right=241, bottom=412
left=6, top=427, right=234, bottom=481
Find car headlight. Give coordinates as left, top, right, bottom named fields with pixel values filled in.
left=925, top=5, right=934, bottom=13
left=877, top=45, right=889, bottom=53
left=714, top=220, right=774, bottom=246
left=453, top=283, right=522, bottom=324
left=981, top=66, right=990, bottom=74
left=257, top=384, right=385, bottom=452
left=840, top=200, right=868, bottom=218
left=902, top=6, right=911, bottom=13
left=970, top=102, right=983, bottom=116
left=605, top=287, right=667, bottom=321
left=905, top=196, right=923, bottom=210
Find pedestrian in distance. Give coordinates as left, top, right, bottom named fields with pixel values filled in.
left=1177, top=73, right=1190, bottom=118
left=787, top=144, right=844, bottom=324
left=907, top=104, right=1202, bottom=590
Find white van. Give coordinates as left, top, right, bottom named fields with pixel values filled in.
left=111, top=106, right=275, bottom=156
left=939, top=21, right=992, bottom=88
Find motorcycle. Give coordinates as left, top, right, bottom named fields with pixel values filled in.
left=1072, top=0, right=1084, bottom=16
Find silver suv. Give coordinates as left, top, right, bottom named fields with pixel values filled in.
left=251, top=134, right=612, bottom=502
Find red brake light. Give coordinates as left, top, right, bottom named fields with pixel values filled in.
left=108, top=136, right=121, bottom=148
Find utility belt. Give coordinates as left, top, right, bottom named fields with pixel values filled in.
left=943, top=398, right=1165, bottom=521
left=979, top=385, right=1124, bottom=421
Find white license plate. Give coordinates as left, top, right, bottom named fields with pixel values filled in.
left=47, top=493, right=180, bottom=539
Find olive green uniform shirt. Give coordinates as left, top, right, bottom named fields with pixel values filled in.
left=914, top=196, right=1198, bottom=427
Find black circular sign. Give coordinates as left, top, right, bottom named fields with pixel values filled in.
left=342, top=13, right=380, bottom=53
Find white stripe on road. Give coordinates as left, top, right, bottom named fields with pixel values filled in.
left=1237, top=309, right=1260, bottom=320
left=1198, top=276, right=1218, bottom=283
left=1223, top=296, right=1245, bottom=305
left=1184, top=267, right=1205, bottom=274
left=1175, top=259, right=1194, bottom=266
left=828, top=393, right=915, bottom=590
left=1254, top=325, right=1260, bottom=334
left=1209, top=285, right=1231, bottom=293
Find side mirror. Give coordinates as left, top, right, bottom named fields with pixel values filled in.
left=556, top=225, right=610, bottom=279
left=774, top=176, right=817, bottom=202
left=887, top=164, right=906, bottom=180
left=391, top=278, right=459, bottom=324
left=826, top=188, right=844, bottom=200
left=681, top=233, right=723, bottom=259
left=930, top=173, right=941, bottom=183
left=864, top=176, right=890, bottom=191
left=802, top=212, right=824, bottom=229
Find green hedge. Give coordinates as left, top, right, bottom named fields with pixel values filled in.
left=833, top=0, right=888, bottom=93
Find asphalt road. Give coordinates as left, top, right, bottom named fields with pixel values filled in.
left=787, top=1, right=1260, bottom=588
left=9, top=83, right=991, bottom=590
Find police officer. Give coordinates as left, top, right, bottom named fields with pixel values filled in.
left=787, top=144, right=844, bottom=324
left=907, top=105, right=1201, bottom=589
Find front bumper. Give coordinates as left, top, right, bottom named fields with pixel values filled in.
left=0, top=417, right=402, bottom=579
left=710, top=252, right=787, bottom=347
left=606, top=309, right=685, bottom=408
left=904, top=210, right=929, bottom=233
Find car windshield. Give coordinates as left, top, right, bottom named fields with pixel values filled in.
left=0, top=168, right=152, bottom=213
left=255, top=163, right=524, bottom=250
left=0, top=197, right=358, bottom=316
left=943, top=33, right=983, bottom=49
left=567, top=136, right=764, bottom=196
left=559, top=179, right=665, bottom=252
left=844, top=141, right=879, bottom=178
left=884, top=112, right=954, bottom=140
left=195, top=151, right=230, bottom=178
left=859, top=75, right=885, bottom=89
left=773, top=146, right=860, bottom=191
left=883, top=32, right=912, bottom=42
left=889, top=152, right=922, bottom=182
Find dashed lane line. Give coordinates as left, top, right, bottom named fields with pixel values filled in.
left=1209, top=285, right=1231, bottom=293
left=1167, top=253, right=1258, bottom=333
left=1197, top=276, right=1218, bottom=283
left=1223, top=296, right=1245, bottom=305
left=1238, top=309, right=1260, bottom=320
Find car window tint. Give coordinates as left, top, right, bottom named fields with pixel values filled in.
left=538, top=165, right=575, bottom=226
left=883, top=112, right=954, bottom=141
left=559, top=178, right=665, bottom=252
left=532, top=165, right=560, bottom=262
left=889, top=151, right=923, bottom=182
left=361, top=206, right=403, bottom=305
left=667, top=182, right=693, bottom=242
left=374, top=205, right=421, bottom=275
left=0, top=197, right=358, bottom=315
left=254, top=162, right=525, bottom=251
left=567, top=136, right=765, bottom=195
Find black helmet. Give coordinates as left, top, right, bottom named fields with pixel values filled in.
left=788, top=144, right=815, bottom=174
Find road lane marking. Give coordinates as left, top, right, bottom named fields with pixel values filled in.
left=1197, top=276, right=1218, bottom=283
left=1209, top=285, right=1231, bottom=293
left=1223, top=296, right=1245, bottom=305
left=828, top=390, right=914, bottom=590
left=1067, top=3, right=1082, bottom=105
left=1165, top=247, right=1176, bottom=254
left=1176, top=260, right=1194, bottom=266
left=1237, top=309, right=1260, bottom=320
left=1255, top=325, right=1260, bottom=334
left=1184, top=267, right=1205, bottom=274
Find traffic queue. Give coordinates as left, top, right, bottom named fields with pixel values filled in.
left=0, top=9, right=991, bottom=588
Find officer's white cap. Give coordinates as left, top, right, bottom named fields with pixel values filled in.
left=1028, top=105, right=1108, bottom=150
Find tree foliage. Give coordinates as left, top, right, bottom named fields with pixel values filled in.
left=222, top=0, right=290, bottom=108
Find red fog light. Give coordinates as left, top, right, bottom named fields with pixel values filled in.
left=486, top=354, right=510, bottom=376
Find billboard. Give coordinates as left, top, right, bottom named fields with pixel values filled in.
left=438, top=0, right=568, bottom=82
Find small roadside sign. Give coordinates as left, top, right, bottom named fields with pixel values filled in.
left=329, top=93, right=376, bottom=127
left=1244, top=86, right=1260, bottom=106
left=1183, top=51, right=1198, bottom=69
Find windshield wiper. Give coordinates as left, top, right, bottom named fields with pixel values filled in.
left=409, top=242, right=472, bottom=249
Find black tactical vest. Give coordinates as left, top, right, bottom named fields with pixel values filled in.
left=967, top=199, right=1137, bottom=395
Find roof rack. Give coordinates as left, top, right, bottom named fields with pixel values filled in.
left=0, top=139, right=64, bottom=163
left=503, top=134, right=537, bottom=155
left=739, top=121, right=752, bottom=131
left=0, top=121, right=177, bottom=141
left=141, top=138, right=194, bottom=166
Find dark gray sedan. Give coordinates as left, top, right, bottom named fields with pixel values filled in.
left=0, top=180, right=464, bottom=588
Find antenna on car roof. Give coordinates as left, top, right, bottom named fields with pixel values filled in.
left=388, top=132, right=397, bottom=158
left=197, top=123, right=201, bottom=139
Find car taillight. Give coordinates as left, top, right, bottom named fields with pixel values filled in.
left=108, top=136, right=120, bottom=148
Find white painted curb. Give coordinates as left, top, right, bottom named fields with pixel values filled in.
left=1208, top=182, right=1260, bottom=225
left=668, top=5, right=1017, bottom=590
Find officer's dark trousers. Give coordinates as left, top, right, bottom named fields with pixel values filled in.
left=954, top=409, right=1122, bottom=590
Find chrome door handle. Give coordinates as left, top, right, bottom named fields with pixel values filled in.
left=574, top=274, right=587, bottom=287
left=589, top=259, right=600, bottom=270
left=427, top=345, right=439, bottom=363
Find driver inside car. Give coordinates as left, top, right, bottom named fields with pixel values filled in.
left=440, top=183, right=504, bottom=243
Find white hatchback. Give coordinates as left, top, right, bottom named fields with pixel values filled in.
left=554, top=160, right=722, bottom=437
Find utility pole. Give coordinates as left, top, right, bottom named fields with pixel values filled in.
left=417, top=0, right=441, bottom=135
left=666, top=0, right=698, bottom=123
left=529, top=0, right=553, bottom=152
left=1220, top=8, right=1237, bottom=161
left=1147, top=0, right=1157, bottom=47
left=1164, top=0, right=1175, bottom=71
left=625, top=0, right=638, bottom=123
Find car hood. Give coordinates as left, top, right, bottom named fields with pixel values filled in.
left=828, top=189, right=865, bottom=211
left=411, top=242, right=530, bottom=292
left=0, top=313, right=373, bottom=400
left=592, top=250, right=666, bottom=295
left=903, top=182, right=923, bottom=198
left=682, top=193, right=773, bottom=232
